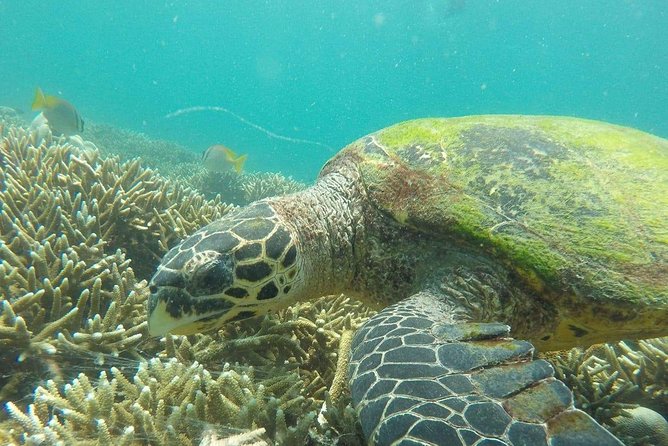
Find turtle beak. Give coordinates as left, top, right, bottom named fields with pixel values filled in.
left=147, top=286, right=233, bottom=337
left=147, top=294, right=182, bottom=336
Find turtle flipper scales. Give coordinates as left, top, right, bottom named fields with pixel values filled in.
left=349, top=292, right=624, bottom=446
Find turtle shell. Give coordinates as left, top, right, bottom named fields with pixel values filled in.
left=322, top=115, right=668, bottom=310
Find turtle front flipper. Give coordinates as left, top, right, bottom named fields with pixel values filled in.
left=349, top=292, right=624, bottom=446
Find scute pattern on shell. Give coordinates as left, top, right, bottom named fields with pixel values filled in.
left=332, top=115, right=668, bottom=347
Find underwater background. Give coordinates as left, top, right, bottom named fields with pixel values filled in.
left=1, top=0, right=667, bottom=180
left=1, top=1, right=668, bottom=445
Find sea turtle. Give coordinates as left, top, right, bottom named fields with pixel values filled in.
left=147, top=115, right=668, bottom=445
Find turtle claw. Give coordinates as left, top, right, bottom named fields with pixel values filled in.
left=349, top=295, right=624, bottom=446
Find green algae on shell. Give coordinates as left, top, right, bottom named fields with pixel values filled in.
left=322, top=115, right=668, bottom=349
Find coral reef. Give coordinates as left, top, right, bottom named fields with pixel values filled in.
left=601, top=338, right=668, bottom=411
left=1, top=294, right=372, bottom=445
left=163, top=294, right=373, bottom=394
left=4, top=359, right=314, bottom=445
left=237, top=172, right=306, bottom=204
left=84, top=122, right=201, bottom=177
left=0, top=124, right=230, bottom=402
left=0, top=119, right=361, bottom=445
left=2, top=125, right=231, bottom=280
left=0, top=107, right=25, bottom=129
left=548, top=336, right=668, bottom=446
left=199, top=428, right=268, bottom=446
left=190, top=170, right=306, bottom=206
left=549, top=347, right=637, bottom=424
left=4, top=118, right=664, bottom=445
left=611, top=406, right=668, bottom=446
left=84, top=122, right=308, bottom=206
left=159, top=294, right=373, bottom=445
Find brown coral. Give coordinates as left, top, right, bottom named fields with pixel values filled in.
left=4, top=358, right=315, bottom=445
left=190, top=170, right=307, bottom=206
left=1, top=294, right=373, bottom=445
left=157, top=294, right=373, bottom=445
left=163, top=294, right=374, bottom=398
left=548, top=336, right=668, bottom=446
left=83, top=122, right=307, bottom=206
left=0, top=122, right=373, bottom=444
left=0, top=125, right=231, bottom=403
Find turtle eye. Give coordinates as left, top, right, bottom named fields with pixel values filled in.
left=190, top=256, right=234, bottom=296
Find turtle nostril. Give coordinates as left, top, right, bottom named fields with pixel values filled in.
left=149, top=285, right=157, bottom=294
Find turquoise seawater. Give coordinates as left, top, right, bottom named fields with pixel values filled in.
left=1, top=0, right=666, bottom=181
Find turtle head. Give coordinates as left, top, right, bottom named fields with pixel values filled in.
left=147, top=203, right=302, bottom=336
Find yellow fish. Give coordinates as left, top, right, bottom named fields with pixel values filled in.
left=31, top=87, right=84, bottom=136
left=202, top=145, right=247, bottom=173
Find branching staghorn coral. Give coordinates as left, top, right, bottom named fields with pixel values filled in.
left=4, top=358, right=318, bottom=445
left=549, top=347, right=638, bottom=425
left=190, top=170, right=307, bottom=206
left=239, top=172, right=306, bottom=204
left=0, top=255, right=148, bottom=361
left=548, top=336, right=668, bottom=445
left=0, top=290, right=370, bottom=445
left=313, top=392, right=365, bottom=446
left=158, top=294, right=373, bottom=445
left=0, top=124, right=230, bottom=402
left=600, top=338, right=667, bottom=410
left=162, top=295, right=374, bottom=399
left=199, top=427, right=268, bottom=446
left=1, top=125, right=231, bottom=280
